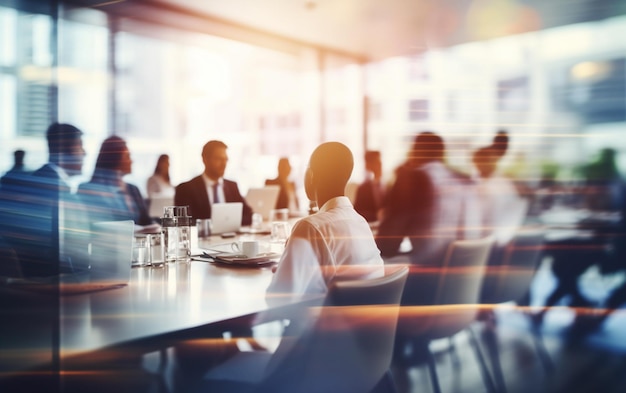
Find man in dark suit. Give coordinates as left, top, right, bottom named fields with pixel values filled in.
left=175, top=140, right=253, bottom=225
left=354, top=150, right=385, bottom=222
left=0, top=123, right=87, bottom=277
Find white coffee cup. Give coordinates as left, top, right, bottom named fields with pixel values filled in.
left=232, top=240, right=260, bottom=258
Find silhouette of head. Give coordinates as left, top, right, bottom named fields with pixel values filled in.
left=277, top=157, right=292, bottom=179
left=46, top=123, right=85, bottom=175
left=491, top=130, right=509, bottom=158
left=305, top=142, right=354, bottom=204
left=408, top=131, right=445, bottom=166
left=364, top=150, right=382, bottom=179
left=202, top=140, right=228, bottom=181
left=13, top=150, right=25, bottom=167
left=94, top=136, right=132, bottom=176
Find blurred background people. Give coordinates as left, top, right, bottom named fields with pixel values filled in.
left=0, top=149, right=30, bottom=187
left=472, top=136, right=528, bottom=251
left=265, top=157, right=299, bottom=212
left=354, top=150, right=385, bottom=222
left=78, top=136, right=152, bottom=226
left=376, top=131, right=479, bottom=266
left=146, top=154, right=175, bottom=198
left=175, top=140, right=252, bottom=225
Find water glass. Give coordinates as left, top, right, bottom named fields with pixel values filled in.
left=132, top=235, right=150, bottom=266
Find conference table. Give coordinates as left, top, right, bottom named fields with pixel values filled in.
left=2, top=226, right=321, bottom=382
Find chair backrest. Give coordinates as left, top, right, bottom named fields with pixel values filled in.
left=397, top=237, right=493, bottom=339
left=263, top=265, right=408, bottom=393
left=481, top=228, right=545, bottom=304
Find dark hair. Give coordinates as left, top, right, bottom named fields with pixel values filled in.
left=46, top=123, right=83, bottom=155
left=94, top=136, right=127, bottom=171
left=13, top=150, right=25, bottom=165
left=154, top=154, right=170, bottom=183
left=491, top=130, right=509, bottom=157
left=409, top=131, right=445, bottom=162
left=202, top=140, right=228, bottom=159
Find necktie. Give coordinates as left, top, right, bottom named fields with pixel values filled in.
left=212, top=183, right=220, bottom=204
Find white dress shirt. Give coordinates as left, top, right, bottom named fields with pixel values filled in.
left=267, top=196, right=384, bottom=299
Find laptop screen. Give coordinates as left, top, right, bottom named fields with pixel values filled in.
left=211, top=202, right=243, bottom=234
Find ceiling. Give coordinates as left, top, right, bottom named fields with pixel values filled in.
left=89, top=0, right=625, bottom=61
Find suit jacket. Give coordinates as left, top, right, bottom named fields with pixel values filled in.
left=174, top=175, right=252, bottom=225
left=0, top=164, right=80, bottom=277
left=376, top=161, right=480, bottom=266
left=354, top=179, right=382, bottom=222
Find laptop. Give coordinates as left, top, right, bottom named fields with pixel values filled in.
left=211, top=202, right=243, bottom=234
left=245, top=186, right=280, bottom=221
left=149, top=196, right=174, bottom=218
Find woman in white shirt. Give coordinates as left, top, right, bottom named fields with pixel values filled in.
left=146, top=154, right=175, bottom=198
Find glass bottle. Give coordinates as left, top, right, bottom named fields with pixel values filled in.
left=162, top=206, right=178, bottom=263
left=174, top=205, right=192, bottom=262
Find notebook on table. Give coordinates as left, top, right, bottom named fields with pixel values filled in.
left=245, top=186, right=280, bottom=221
left=211, top=202, right=243, bottom=234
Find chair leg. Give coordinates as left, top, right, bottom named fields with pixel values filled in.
left=481, top=323, right=507, bottom=393
left=448, top=337, right=461, bottom=370
left=466, top=327, right=497, bottom=393
left=425, top=347, right=442, bottom=393
left=370, top=369, right=398, bottom=393
left=530, top=323, right=555, bottom=373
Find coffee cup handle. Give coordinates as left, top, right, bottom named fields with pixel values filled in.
left=231, top=242, right=241, bottom=253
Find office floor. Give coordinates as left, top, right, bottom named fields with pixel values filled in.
left=390, top=257, right=626, bottom=393
left=142, top=256, right=626, bottom=393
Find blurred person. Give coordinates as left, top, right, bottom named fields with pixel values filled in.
left=0, top=149, right=31, bottom=187
left=0, top=123, right=87, bottom=277
left=175, top=140, right=252, bottom=225
left=78, top=136, right=152, bottom=226
left=267, top=142, right=384, bottom=298
left=146, top=154, right=175, bottom=198
left=472, top=143, right=528, bottom=253
left=354, top=150, right=385, bottom=222
left=375, top=131, right=480, bottom=266
left=265, top=157, right=299, bottom=212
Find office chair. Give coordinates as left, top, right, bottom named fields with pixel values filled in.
left=394, top=236, right=495, bottom=393
left=479, top=228, right=552, bottom=392
left=193, top=265, right=409, bottom=393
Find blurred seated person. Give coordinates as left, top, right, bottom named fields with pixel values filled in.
left=354, top=150, right=385, bottom=222
left=267, top=142, right=384, bottom=299
left=1, top=149, right=31, bottom=187
left=146, top=154, right=175, bottom=198
left=0, top=123, right=87, bottom=277
left=78, top=136, right=152, bottom=226
left=376, top=132, right=480, bottom=266
left=265, top=157, right=299, bottom=212
left=175, top=140, right=252, bottom=225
